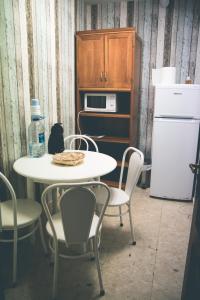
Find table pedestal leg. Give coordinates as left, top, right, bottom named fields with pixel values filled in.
left=27, top=178, right=35, bottom=201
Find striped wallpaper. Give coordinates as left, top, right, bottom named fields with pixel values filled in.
left=0, top=0, right=75, bottom=192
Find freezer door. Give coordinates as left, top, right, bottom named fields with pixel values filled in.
left=150, top=118, right=200, bottom=200
left=154, top=86, right=200, bottom=119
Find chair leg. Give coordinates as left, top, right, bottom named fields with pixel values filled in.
left=128, top=205, right=136, bottom=245
left=119, top=206, right=123, bottom=226
left=94, top=237, right=105, bottom=296
left=52, top=240, right=59, bottom=299
left=39, top=217, right=48, bottom=255
left=89, top=239, right=95, bottom=261
left=13, top=228, right=17, bottom=285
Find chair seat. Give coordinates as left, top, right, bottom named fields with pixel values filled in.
left=95, top=186, right=129, bottom=207
left=46, top=212, right=100, bottom=241
left=108, top=187, right=129, bottom=206
left=1, top=199, right=42, bottom=229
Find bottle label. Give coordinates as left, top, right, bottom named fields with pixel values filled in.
left=39, top=132, right=45, bottom=143
left=28, top=119, right=45, bottom=157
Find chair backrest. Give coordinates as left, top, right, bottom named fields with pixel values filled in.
left=60, top=187, right=96, bottom=244
left=0, top=171, right=17, bottom=230
left=64, top=134, right=99, bottom=152
left=119, top=147, right=144, bottom=198
left=41, top=181, right=110, bottom=247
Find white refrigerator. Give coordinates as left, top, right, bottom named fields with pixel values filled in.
left=150, top=84, right=200, bottom=201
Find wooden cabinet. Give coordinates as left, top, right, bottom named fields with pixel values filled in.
left=76, top=34, right=105, bottom=88
left=75, top=28, right=141, bottom=187
left=76, top=29, right=134, bottom=89
left=104, top=32, right=133, bottom=89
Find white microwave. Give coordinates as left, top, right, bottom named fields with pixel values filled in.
left=84, top=93, right=117, bottom=112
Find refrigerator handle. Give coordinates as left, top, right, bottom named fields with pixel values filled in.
left=189, top=163, right=200, bottom=175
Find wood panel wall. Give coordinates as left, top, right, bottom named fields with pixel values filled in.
left=0, top=0, right=75, bottom=192
left=76, top=0, right=200, bottom=159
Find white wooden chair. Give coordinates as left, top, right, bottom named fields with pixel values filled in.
left=0, top=171, right=47, bottom=285
left=101, top=147, right=144, bottom=245
left=41, top=181, right=110, bottom=299
left=64, top=134, right=99, bottom=152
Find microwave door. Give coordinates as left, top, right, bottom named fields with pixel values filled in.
left=87, top=95, right=106, bottom=109
left=85, top=95, right=106, bottom=111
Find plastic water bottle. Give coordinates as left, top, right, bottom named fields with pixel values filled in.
left=30, top=98, right=42, bottom=119
left=28, top=99, right=45, bottom=157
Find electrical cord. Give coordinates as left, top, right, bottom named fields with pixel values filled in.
left=77, top=110, right=84, bottom=135
left=76, top=110, right=85, bottom=150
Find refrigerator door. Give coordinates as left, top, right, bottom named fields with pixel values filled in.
left=150, top=118, right=200, bottom=200
left=154, top=85, right=200, bottom=119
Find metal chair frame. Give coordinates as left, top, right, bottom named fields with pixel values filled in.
left=64, top=134, right=99, bottom=152
left=0, top=171, right=47, bottom=285
left=104, top=147, right=144, bottom=245
left=41, top=181, right=110, bottom=299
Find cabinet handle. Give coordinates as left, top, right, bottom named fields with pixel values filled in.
left=100, top=72, right=103, bottom=81
left=104, top=72, right=107, bottom=81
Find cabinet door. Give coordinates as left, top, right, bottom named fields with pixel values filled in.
left=105, top=32, right=133, bottom=89
left=76, top=34, right=105, bottom=88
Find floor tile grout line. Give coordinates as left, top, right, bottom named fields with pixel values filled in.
left=150, top=202, right=163, bottom=300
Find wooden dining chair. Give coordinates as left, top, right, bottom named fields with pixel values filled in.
left=0, top=171, right=47, bottom=285
left=41, top=181, right=110, bottom=299
left=64, top=134, right=99, bottom=152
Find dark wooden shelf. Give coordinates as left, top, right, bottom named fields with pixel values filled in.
left=102, top=179, right=125, bottom=189
left=76, top=28, right=141, bottom=188
left=78, top=87, right=131, bottom=92
left=91, top=136, right=130, bottom=144
left=80, top=112, right=130, bottom=119
left=117, top=160, right=128, bottom=168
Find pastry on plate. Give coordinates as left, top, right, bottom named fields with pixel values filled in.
left=52, top=152, right=85, bottom=166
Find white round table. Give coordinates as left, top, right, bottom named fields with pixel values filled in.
left=13, top=151, right=116, bottom=246
left=13, top=151, right=117, bottom=184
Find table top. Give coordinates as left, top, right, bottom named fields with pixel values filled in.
left=13, top=151, right=117, bottom=184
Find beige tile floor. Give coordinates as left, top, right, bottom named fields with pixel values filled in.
left=1, top=187, right=193, bottom=300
